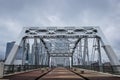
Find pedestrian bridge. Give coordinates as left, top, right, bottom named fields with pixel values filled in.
left=0, top=26, right=120, bottom=79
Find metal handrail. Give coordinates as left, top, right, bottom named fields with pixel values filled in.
left=4, top=65, right=48, bottom=75
left=73, top=65, right=120, bottom=75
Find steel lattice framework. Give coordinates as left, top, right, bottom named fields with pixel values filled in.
left=5, top=26, right=120, bottom=71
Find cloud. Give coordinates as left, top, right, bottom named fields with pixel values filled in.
left=0, top=0, right=120, bottom=60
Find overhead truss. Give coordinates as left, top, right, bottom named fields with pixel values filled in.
left=5, top=26, right=120, bottom=71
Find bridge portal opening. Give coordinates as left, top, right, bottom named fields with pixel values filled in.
left=50, top=57, right=71, bottom=67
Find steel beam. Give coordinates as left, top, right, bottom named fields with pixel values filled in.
left=49, top=53, right=72, bottom=57
left=83, top=37, right=89, bottom=66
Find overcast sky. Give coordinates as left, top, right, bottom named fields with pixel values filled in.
left=0, top=0, right=120, bottom=59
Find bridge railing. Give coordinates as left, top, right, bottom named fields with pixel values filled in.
left=3, top=65, right=49, bottom=75
left=73, top=65, right=120, bottom=75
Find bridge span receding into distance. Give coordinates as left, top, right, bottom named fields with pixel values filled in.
left=0, top=26, right=120, bottom=80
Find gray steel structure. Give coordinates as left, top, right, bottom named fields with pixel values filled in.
left=5, top=26, right=120, bottom=71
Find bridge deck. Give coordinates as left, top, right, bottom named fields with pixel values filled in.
left=3, top=68, right=51, bottom=80
left=2, top=67, right=120, bottom=80
left=71, top=68, right=120, bottom=80
left=39, top=67, right=84, bottom=80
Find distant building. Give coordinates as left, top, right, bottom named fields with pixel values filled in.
left=5, top=41, right=15, bottom=60
left=5, top=41, right=23, bottom=64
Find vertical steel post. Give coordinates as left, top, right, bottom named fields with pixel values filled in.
left=25, top=43, right=30, bottom=64
left=22, top=38, right=26, bottom=65
left=47, top=53, right=50, bottom=66
left=71, top=55, right=73, bottom=67
left=49, top=57, right=51, bottom=68
left=97, top=37, right=102, bottom=71
left=79, top=39, right=82, bottom=65
left=0, top=62, right=4, bottom=78
left=34, top=37, right=39, bottom=65
left=83, top=37, right=89, bottom=66
left=69, top=57, right=72, bottom=68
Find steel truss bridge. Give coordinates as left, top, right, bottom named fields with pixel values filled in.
left=1, top=26, right=120, bottom=79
